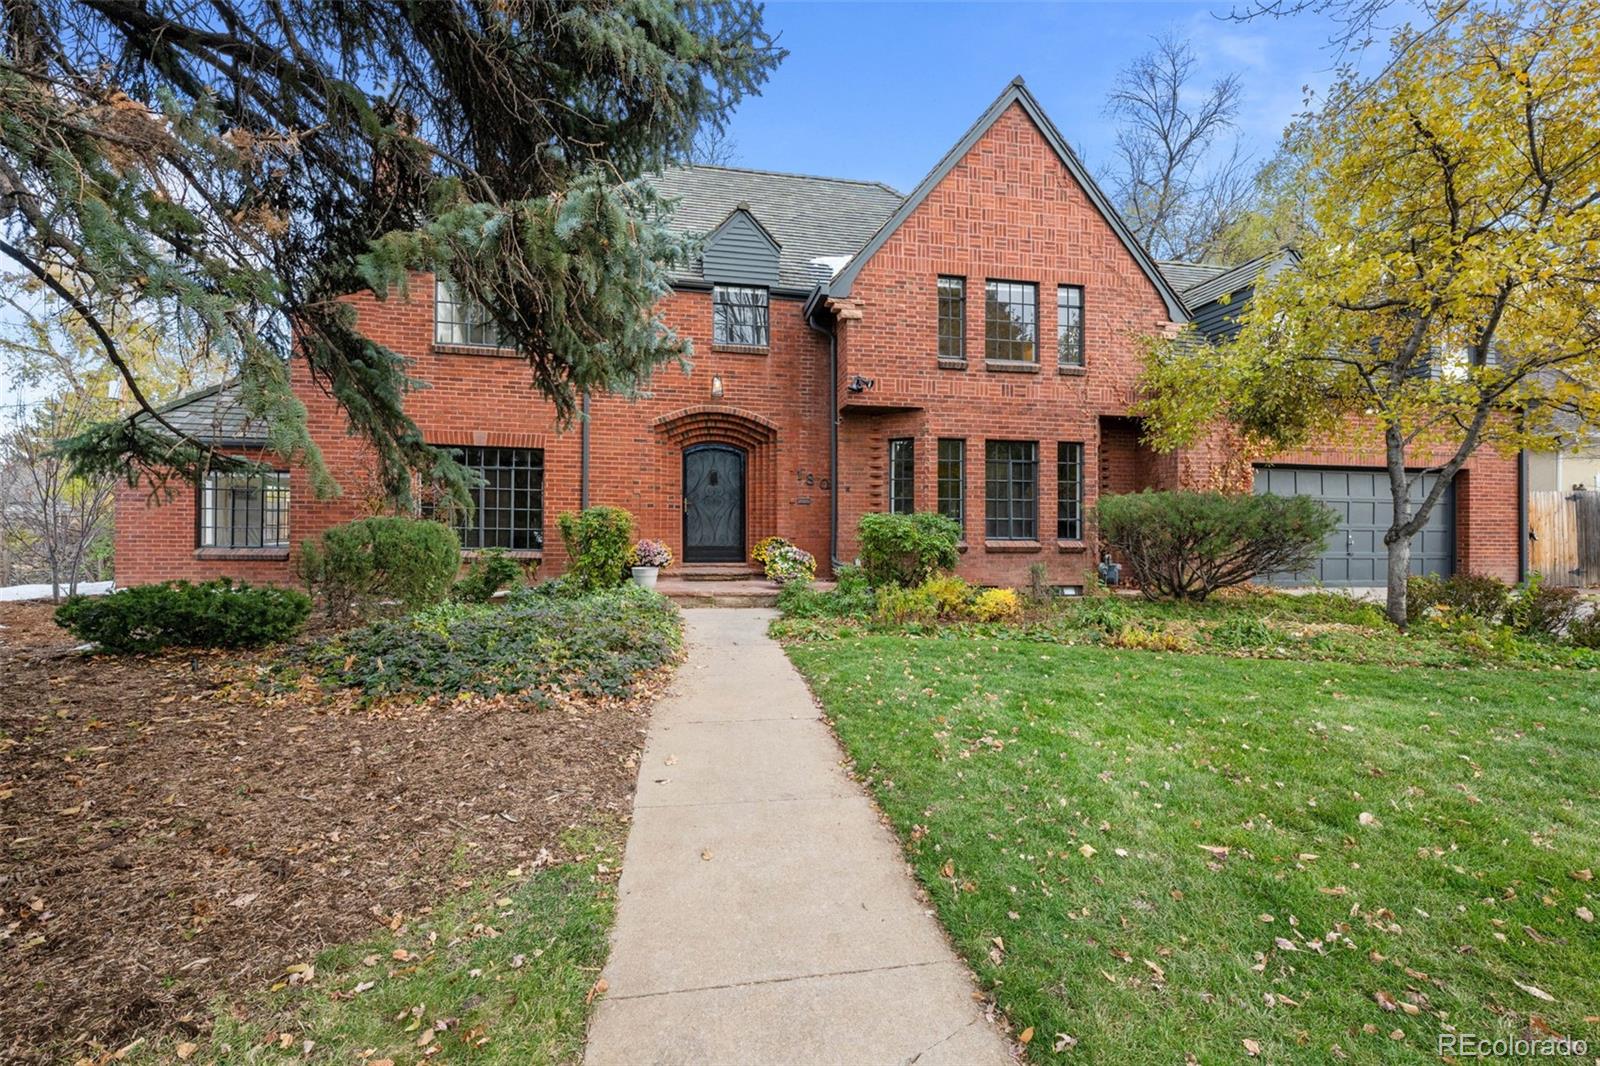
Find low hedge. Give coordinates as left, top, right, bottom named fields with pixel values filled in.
left=300, top=583, right=680, bottom=705
left=55, top=580, right=310, bottom=653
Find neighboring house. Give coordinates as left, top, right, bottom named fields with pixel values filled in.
left=113, top=78, right=1521, bottom=590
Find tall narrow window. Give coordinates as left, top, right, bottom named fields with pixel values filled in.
left=888, top=438, right=915, bottom=514
left=937, top=438, right=966, bottom=531
left=984, top=280, right=1038, bottom=363
left=1057, top=442, right=1084, bottom=540
left=985, top=440, right=1038, bottom=540
left=937, top=276, right=966, bottom=362
left=1057, top=285, right=1084, bottom=368
left=450, top=446, right=545, bottom=550
left=435, top=279, right=510, bottom=348
left=713, top=285, right=770, bottom=347
left=199, top=470, right=289, bottom=549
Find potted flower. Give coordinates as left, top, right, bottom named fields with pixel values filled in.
left=630, top=539, right=673, bottom=589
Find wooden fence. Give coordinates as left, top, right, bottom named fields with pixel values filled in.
left=1528, top=489, right=1600, bottom=587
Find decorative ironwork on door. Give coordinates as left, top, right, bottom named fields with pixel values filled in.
left=683, top=445, right=746, bottom=562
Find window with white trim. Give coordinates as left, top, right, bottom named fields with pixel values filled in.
left=435, top=279, right=510, bottom=348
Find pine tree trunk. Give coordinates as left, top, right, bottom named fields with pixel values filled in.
left=1385, top=535, right=1411, bottom=628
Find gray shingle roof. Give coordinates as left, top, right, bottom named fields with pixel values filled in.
left=138, top=381, right=267, bottom=445
left=1179, top=250, right=1297, bottom=309
left=646, top=165, right=903, bottom=292
left=1158, top=260, right=1234, bottom=294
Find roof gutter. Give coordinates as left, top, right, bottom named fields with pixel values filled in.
left=803, top=286, right=843, bottom=570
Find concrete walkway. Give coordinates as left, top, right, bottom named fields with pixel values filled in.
left=586, top=609, right=1011, bottom=1066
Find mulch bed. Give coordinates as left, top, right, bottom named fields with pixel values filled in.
left=0, top=601, right=661, bottom=1064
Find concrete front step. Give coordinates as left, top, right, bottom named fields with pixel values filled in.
left=659, top=578, right=780, bottom=608
left=675, top=563, right=764, bottom=582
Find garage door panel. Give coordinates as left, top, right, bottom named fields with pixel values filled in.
left=1253, top=465, right=1454, bottom=587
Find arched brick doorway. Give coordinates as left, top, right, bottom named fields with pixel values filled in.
left=652, top=406, right=779, bottom=566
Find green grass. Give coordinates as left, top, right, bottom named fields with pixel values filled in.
left=129, top=828, right=620, bottom=1065
left=787, top=633, right=1600, bottom=1063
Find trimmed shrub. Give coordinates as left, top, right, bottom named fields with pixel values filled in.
left=557, top=506, right=635, bottom=591
left=922, top=575, right=975, bottom=618
left=1507, top=575, right=1583, bottom=637
left=1095, top=491, right=1338, bottom=602
left=874, top=583, right=939, bottom=624
left=972, top=587, right=1021, bottom=622
left=857, top=512, right=961, bottom=588
left=301, top=584, right=680, bottom=706
left=453, top=549, right=526, bottom=603
left=751, top=536, right=793, bottom=568
left=298, top=516, right=460, bottom=618
left=765, top=544, right=816, bottom=584
left=56, top=580, right=310, bottom=653
left=1407, top=572, right=1511, bottom=624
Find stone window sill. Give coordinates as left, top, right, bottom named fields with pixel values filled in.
left=1056, top=539, right=1088, bottom=554
left=937, top=358, right=968, bottom=371
left=984, top=360, right=1041, bottom=374
left=1058, top=365, right=1087, bottom=377
left=194, top=547, right=290, bottom=561
left=463, top=549, right=543, bottom=561
left=984, top=540, right=1042, bottom=553
left=711, top=344, right=769, bottom=355
left=432, top=343, right=520, bottom=359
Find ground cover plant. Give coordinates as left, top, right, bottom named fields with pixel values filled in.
left=0, top=587, right=675, bottom=1062
left=786, top=632, right=1600, bottom=1063
left=297, top=583, right=681, bottom=706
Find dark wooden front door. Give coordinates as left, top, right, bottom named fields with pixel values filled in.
left=683, top=444, right=746, bottom=563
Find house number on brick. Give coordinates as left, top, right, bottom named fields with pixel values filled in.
left=795, top=470, right=831, bottom=490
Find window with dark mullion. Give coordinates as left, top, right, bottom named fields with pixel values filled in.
left=984, top=280, right=1038, bottom=363
left=199, top=470, right=290, bottom=549
left=1057, top=442, right=1083, bottom=540
left=985, top=440, right=1038, bottom=540
left=1057, top=285, right=1084, bottom=367
left=937, top=438, right=965, bottom=531
left=888, top=438, right=915, bottom=514
left=449, top=446, right=545, bottom=550
left=713, top=285, right=770, bottom=347
left=937, top=276, right=965, bottom=362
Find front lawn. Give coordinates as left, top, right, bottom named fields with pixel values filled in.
left=787, top=632, right=1600, bottom=1062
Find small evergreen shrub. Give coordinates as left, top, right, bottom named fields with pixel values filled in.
left=972, top=587, right=1021, bottom=622
left=1506, top=575, right=1583, bottom=637
left=298, top=516, right=460, bottom=618
left=453, top=549, right=526, bottom=603
left=857, top=512, right=961, bottom=587
left=301, top=584, right=680, bottom=705
left=751, top=536, right=793, bottom=568
left=1095, top=491, right=1338, bottom=601
left=1406, top=572, right=1511, bottom=624
left=56, top=580, right=310, bottom=653
left=765, top=544, right=817, bottom=584
left=557, top=506, right=635, bottom=591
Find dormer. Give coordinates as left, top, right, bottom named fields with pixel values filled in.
left=702, top=203, right=781, bottom=288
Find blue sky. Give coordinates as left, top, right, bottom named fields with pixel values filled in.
left=717, top=0, right=1368, bottom=193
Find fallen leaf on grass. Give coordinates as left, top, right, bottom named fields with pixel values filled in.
left=1571, top=869, right=1593, bottom=882
left=585, top=978, right=608, bottom=1004
left=1018, top=1027, right=1034, bottom=1045
left=1577, top=907, right=1593, bottom=924
left=1513, top=980, right=1555, bottom=1002
left=1358, top=812, right=1381, bottom=827
left=175, top=1043, right=197, bottom=1060
left=1078, top=844, right=1097, bottom=859
left=1243, top=1038, right=1262, bottom=1056
left=1053, top=1033, right=1077, bottom=1052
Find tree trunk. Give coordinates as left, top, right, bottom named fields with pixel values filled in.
left=1385, top=534, right=1412, bottom=627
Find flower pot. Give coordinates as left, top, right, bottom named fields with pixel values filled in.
left=631, top=565, right=660, bottom=590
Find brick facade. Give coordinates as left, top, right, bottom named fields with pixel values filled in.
left=113, top=98, right=1521, bottom=589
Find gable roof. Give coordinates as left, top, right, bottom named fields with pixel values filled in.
left=826, top=77, right=1190, bottom=321
left=134, top=381, right=267, bottom=446
left=1179, top=248, right=1300, bottom=309
left=646, top=165, right=903, bottom=292
left=1159, top=260, right=1233, bottom=294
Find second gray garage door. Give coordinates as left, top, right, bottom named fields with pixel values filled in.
left=1253, top=465, right=1455, bottom=586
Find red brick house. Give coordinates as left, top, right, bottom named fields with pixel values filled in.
left=114, top=79, right=1522, bottom=590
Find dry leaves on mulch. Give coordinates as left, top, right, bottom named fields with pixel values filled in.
left=0, top=602, right=664, bottom=1063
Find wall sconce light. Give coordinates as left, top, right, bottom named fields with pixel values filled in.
left=846, top=374, right=876, bottom=393
left=710, top=374, right=724, bottom=399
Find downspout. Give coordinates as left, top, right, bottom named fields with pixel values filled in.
left=580, top=389, right=591, bottom=509
left=803, top=288, right=842, bottom=569
left=1517, top=447, right=1528, bottom=583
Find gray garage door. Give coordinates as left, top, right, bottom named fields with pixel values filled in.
left=1253, top=466, right=1455, bottom=586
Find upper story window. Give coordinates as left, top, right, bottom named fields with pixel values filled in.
left=452, top=446, right=545, bottom=551
left=888, top=438, right=915, bottom=514
left=713, top=285, right=770, bottom=348
left=985, top=280, right=1037, bottom=363
left=199, top=470, right=289, bottom=549
left=435, top=279, right=510, bottom=348
left=937, top=276, right=966, bottom=362
left=1057, top=285, right=1084, bottom=368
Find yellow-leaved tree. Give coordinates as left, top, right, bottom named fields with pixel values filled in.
left=1139, top=0, right=1600, bottom=626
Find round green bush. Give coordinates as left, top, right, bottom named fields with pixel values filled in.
left=857, top=512, right=961, bottom=587
left=297, top=516, right=461, bottom=617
